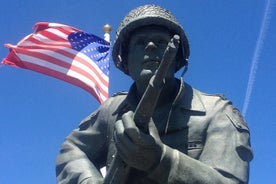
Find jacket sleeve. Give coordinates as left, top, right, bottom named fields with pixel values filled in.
left=56, top=104, right=111, bottom=184
left=148, top=99, right=253, bottom=184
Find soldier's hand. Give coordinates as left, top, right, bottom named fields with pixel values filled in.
left=80, top=177, right=103, bottom=184
left=114, top=111, right=164, bottom=172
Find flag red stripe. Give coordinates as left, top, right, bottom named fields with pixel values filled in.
left=54, top=26, right=76, bottom=35
left=34, top=22, right=78, bottom=35
left=57, top=50, right=109, bottom=86
left=14, top=45, right=108, bottom=87
left=39, top=29, right=69, bottom=43
left=2, top=22, right=110, bottom=103
left=31, top=34, right=71, bottom=47
left=2, top=50, right=26, bottom=68
left=17, top=36, right=70, bottom=48
left=25, top=36, right=43, bottom=45
left=18, top=58, right=106, bottom=103
left=19, top=32, right=109, bottom=87
left=15, top=48, right=108, bottom=95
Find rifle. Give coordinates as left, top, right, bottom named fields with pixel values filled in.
left=103, top=35, right=180, bottom=184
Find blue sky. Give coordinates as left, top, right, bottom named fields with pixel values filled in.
left=0, top=0, right=275, bottom=183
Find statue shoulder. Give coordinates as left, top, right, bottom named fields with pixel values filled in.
left=189, top=87, right=249, bottom=131
left=97, top=91, right=128, bottom=110
left=111, top=91, right=128, bottom=97
left=78, top=91, right=129, bottom=130
left=201, top=92, right=249, bottom=132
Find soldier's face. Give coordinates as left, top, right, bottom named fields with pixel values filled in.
left=127, top=26, right=176, bottom=83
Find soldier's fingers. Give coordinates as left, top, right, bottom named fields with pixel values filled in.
left=115, top=134, right=136, bottom=162
left=114, top=120, right=124, bottom=136
left=114, top=119, right=135, bottom=148
left=122, top=111, right=141, bottom=143
left=114, top=120, right=136, bottom=162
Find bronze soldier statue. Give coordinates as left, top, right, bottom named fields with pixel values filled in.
left=56, top=4, right=253, bottom=184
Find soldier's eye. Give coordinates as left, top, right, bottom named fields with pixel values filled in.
left=134, top=39, right=146, bottom=46
left=157, top=39, right=168, bottom=46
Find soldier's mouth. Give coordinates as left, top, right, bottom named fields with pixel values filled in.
left=144, top=56, right=160, bottom=64
left=143, top=60, right=160, bottom=70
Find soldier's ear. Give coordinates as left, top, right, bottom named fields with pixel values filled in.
left=174, top=45, right=187, bottom=72
left=175, top=52, right=182, bottom=70
left=118, top=54, right=129, bottom=74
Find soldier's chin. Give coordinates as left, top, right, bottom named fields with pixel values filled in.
left=139, top=69, right=155, bottom=79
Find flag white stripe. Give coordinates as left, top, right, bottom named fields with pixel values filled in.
left=19, top=30, right=109, bottom=86
left=22, top=47, right=109, bottom=83
left=45, top=28, right=71, bottom=40
left=3, top=22, right=110, bottom=103
left=14, top=32, right=109, bottom=82
left=67, top=69, right=107, bottom=101
left=18, top=53, right=108, bottom=97
left=26, top=37, right=109, bottom=82
left=48, top=22, right=71, bottom=28
left=16, top=53, right=108, bottom=94
left=33, top=33, right=69, bottom=45
left=74, top=52, right=109, bottom=81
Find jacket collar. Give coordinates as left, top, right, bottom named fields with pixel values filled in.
left=115, top=79, right=206, bottom=115
left=179, top=82, right=206, bottom=112
left=112, top=83, right=139, bottom=116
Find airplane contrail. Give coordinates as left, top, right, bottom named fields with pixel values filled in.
left=242, top=0, right=274, bottom=116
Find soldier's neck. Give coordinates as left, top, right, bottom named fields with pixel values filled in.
left=135, top=77, right=179, bottom=106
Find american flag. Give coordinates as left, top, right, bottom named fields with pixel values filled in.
left=2, top=22, right=110, bottom=103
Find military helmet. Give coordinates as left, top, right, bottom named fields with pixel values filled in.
left=112, top=4, right=190, bottom=75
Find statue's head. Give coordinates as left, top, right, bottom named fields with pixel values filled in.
left=112, top=4, right=190, bottom=75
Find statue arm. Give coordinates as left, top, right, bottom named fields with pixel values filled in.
left=148, top=146, right=240, bottom=184
left=56, top=109, right=109, bottom=184
left=148, top=103, right=253, bottom=184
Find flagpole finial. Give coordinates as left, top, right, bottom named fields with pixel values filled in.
left=103, top=24, right=112, bottom=43
left=103, top=24, right=112, bottom=33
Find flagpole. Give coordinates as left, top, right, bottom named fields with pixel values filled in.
left=103, top=24, right=112, bottom=43
left=100, top=24, right=112, bottom=176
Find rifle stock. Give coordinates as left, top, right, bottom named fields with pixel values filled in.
left=103, top=35, right=180, bottom=184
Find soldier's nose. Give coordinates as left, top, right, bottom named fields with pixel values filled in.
left=145, top=41, right=157, bottom=51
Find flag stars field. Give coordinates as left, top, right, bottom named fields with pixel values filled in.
left=2, top=22, right=110, bottom=103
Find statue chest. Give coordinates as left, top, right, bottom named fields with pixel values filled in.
left=155, top=107, right=207, bottom=160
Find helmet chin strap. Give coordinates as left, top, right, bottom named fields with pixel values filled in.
left=117, top=55, right=122, bottom=67
left=163, top=63, right=188, bottom=135
left=180, top=62, right=188, bottom=78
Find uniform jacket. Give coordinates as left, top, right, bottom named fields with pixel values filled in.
left=56, top=81, right=253, bottom=184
